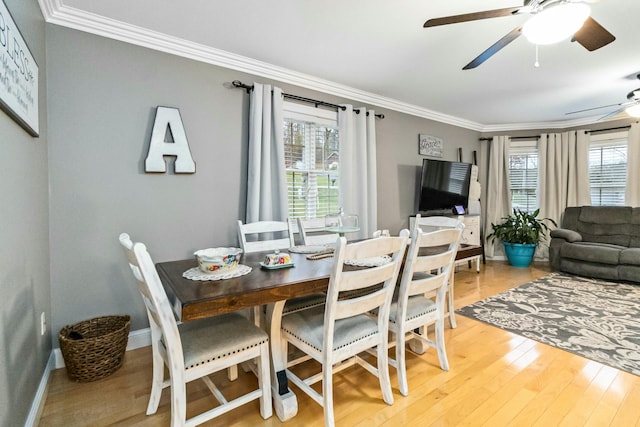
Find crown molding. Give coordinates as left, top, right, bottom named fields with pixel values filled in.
left=38, top=0, right=606, bottom=133
left=479, top=114, right=610, bottom=132
left=37, top=0, right=487, bottom=130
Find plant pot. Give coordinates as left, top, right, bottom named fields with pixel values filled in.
left=503, top=242, right=536, bottom=268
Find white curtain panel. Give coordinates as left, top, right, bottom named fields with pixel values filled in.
left=481, top=135, right=512, bottom=257
left=246, top=83, right=288, bottom=222
left=625, top=122, right=640, bottom=206
left=538, top=131, right=590, bottom=224
left=338, top=105, right=377, bottom=240
left=538, top=131, right=590, bottom=257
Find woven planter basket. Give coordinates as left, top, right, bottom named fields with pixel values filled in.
left=58, top=315, right=130, bottom=382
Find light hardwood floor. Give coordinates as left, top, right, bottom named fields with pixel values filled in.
left=39, top=261, right=640, bottom=426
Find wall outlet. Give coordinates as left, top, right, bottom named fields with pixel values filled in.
left=40, top=312, right=46, bottom=336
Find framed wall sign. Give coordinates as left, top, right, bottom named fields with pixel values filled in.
left=418, top=134, right=443, bottom=157
left=0, top=0, right=39, bottom=137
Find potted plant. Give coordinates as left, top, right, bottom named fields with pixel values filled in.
left=487, top=208, right=557, bottom=268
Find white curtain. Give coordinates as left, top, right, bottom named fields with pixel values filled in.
left=245, top=83, right=288, bottom=222
left=480, top=135, right=512, bottom=257
left=538, top=131, right=590, bottom=256
left=338, top=105, right=377, bottom=240
left=538, top=131, right=590, bottom=224
left=625, top=122, right=640, bottom=206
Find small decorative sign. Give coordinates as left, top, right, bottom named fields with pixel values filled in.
left=0, top=0, right=39, bottom=136
left=419, top=134, right=443, bottom=157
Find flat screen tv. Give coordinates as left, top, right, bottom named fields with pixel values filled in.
left=418, top=159, right=472, bottom=213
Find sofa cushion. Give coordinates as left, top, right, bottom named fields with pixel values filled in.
left=561, top=207, right=581, bottom=230
left=619, top=265, right=640, bottom=283
left=620, top=248, right=640, bottom=266
left=576, top=206, right=631, bottom=247
left=560, top=242, right=623, bottom=265
left=578, top=206, right=632, bottom=224
left=631, top=207, right=640, bottom=248
left=560, top=258, right=619, bottom=281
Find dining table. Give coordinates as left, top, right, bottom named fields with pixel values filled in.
left=155, top=240, right=481, bottom=421
left=156, top=250, right=336, bottom=421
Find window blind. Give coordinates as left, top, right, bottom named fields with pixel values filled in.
left=283, top=104, right=339, bottom=219
left=589, top=136, right=627, bottom=206
left=509, top=142, right=538, bottom=213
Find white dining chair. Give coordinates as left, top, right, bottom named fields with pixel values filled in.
left=237, top=220, right=294, bottom=253
left=297, top=217, right=340, bottom=246
left=119, top=233, right=272, bottom=426
left=413, top=214, right=465, bottom=328
left=372, top=229, right=390, bottom=238
left=388, top=225, right=462, bottom=396
left=279, top=234, right=408, bottom=427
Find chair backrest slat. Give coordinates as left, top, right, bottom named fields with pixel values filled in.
left=324, top=235, right=408, bottom=346
left=397, top=224, right=463, bottom=319
left=237, top=220, right=293, bottom=253
left=297, top=217, right=340, bottom=246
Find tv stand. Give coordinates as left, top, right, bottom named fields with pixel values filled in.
left=410, top=214, right=481, bottom=249
left=418, top=209, right=456, bottom=216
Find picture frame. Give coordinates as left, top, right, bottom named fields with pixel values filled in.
left=0, top=0, right=39, bottom=137
left=418, top=134, right=443, bottom=157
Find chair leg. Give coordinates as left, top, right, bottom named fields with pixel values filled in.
left=377, top=339, right=394, bottom=405
left=322, top=366, right=335, bottom=427
left=146, top=345, right=165, bottom=415
left=396, top=329, right=409, bottom=397
left=170, top=375, right=187, bottom=427
left=227, top=364, right=238, bottom=381
left=447, top=272, right=457, bottom=329
left=435, top=317, right=450, bottom=371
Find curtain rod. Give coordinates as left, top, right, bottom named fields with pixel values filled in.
left=479, top=135, right=539, bottom=141
left=231, top=80, right=385, bottom=119
left=480, top=123, right=636, bottom=141
left=585, top=124, right=632, bottom=135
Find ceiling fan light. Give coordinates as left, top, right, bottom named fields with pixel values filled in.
left=625, top=104, right=640, bottom=118
left=522, top=3, right=591, bottom=45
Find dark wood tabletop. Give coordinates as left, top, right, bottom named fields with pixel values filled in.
left=156, top=251, right=334, bottom=322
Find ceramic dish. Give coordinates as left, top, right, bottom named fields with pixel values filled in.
left=260, top=262, right=295, bottom=270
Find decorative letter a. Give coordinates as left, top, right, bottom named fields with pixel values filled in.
left=145, top=106, right=196, bottom=173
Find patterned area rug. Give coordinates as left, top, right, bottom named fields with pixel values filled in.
left=457, top=273, right=640, bottom=376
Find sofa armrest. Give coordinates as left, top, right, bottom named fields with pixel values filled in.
left=550, top=228, right=582, bottom=243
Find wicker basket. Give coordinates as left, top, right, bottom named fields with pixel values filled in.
left=58, top=315, right=131, bottom=382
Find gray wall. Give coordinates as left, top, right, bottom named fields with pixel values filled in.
left=45, top=25, right=481, bottom=336
left=0, top=1, right=49, bottom=425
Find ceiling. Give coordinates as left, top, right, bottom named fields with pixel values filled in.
left=39, top=0, right=640, bottom=132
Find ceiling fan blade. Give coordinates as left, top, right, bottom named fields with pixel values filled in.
left=423, top=7, right=521, bottom=28
left=463, top=26, right=522, bottom=70
left=565, top=102, right=623, bottom=115
left=572, top=17, right=615, bottom=51
left=598, top=106, right=627, bottom=121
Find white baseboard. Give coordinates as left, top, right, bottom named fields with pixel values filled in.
left=27, top=327, right=152, bottom=426
left=24, top=351, right=55, bottom=427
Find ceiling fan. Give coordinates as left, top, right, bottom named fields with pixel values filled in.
left=424, top=0, right=615, bottom=70
left=566, top=75, right=640, bottom=120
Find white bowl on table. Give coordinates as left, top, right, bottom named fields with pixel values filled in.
left=194, top=247, right=243, bottom=274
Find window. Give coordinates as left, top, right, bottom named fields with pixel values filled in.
left=589, top=131, right=627, bottom=206
left=283, top=102, right=339, bottom=219
left=509, top=140, right=538, bottom=213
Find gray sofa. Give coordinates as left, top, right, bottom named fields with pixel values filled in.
left=549, top=206, right=640, bottom=283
